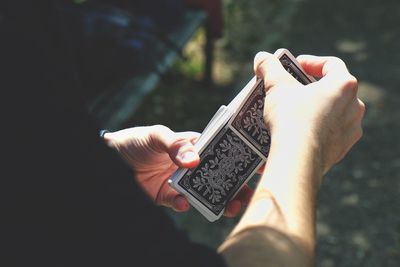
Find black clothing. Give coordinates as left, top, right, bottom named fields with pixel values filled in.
left=0, top=1, right=226, bottom=266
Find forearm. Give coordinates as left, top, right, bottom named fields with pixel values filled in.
left=219, top=132, right=322, bottom=266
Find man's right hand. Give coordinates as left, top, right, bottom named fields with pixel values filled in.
left=219, top=52, right=365, bottom=267
left=254, top=52, right=365, bottom=180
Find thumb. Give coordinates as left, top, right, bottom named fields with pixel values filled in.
left=168, top=134, right=200, bottom=168
left=150, top=126, right=200, bottom=168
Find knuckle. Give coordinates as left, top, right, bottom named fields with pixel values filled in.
left=358, top=99, right=366, bottom=117
left=254, top=51, right=276, bottom=77
left=326, top=57, right=354, bottom=79
left=356, top=127, right=363, bottom=141
left=148, top=125, right=175, bottom=152
left=345, top=74, right=358, bottom=89
left=151, top=125, right=173, bottom=142
left=336, top=74, right=358, bottom=97
left=254, top=51, right=272, bottom=64
left=339, top=74, right=358, bottom=89
left=149, top=124, right=164, bottom=137
left=328, top=56, right=346, bottom=66
left=254, top=51, right=268, bottom=60
left=151, top=124, right=169, bottom=132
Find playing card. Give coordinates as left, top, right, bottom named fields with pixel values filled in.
left=171, top=123, right=263, bottom=221
left=198, top=105, right=228, bottom=143
left=274, top=48, right=316, bottom=85
left=229, top=79, right=270, bottom=158
left=196, top=105, right=231, bottom=147
left=227, top=76, right=259, bottom=111
left=170, top=48, right=316, bottom=222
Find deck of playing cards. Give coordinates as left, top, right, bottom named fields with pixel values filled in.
left=169, top=49, right=316, bottom=221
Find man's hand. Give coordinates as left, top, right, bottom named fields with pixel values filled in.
left=219, top=52, right=365, bottom=267
left=104, top=125, right=253, bottom=216
left=255, top=52, right=365, bottom=181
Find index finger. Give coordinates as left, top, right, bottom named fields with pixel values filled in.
left=254, top=51, right=301, bottom=91
left=297, top=55, right=358, bottom=94
left=296, top=55, right=351, bottom=78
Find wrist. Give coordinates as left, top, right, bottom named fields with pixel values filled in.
left=250, top=127, right=324, bottom=210
left=251, top=133, right=321, bottom=251
left=230, top=128, right=322, bottom=254
left=264, top=129, right=324, bottom=195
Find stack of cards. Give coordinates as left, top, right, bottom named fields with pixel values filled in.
left=169, top=49, right=316, bottom=221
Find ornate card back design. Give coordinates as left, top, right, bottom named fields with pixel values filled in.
left=231, top=80, right=270, bottom=157
left=178, top=127, right=262, bottom=215
left=279, top=54, right=313, bottom=85
left=171, top=49, right=316, bottom=221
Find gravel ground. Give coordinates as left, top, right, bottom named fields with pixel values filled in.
left=128, top=0, right=400, bottom=265
left=284, top=0, right=400, bottom=266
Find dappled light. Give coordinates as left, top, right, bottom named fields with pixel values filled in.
left=335, top=39, right=368, bottom=62
left=126, top=0, right=400, bottom=265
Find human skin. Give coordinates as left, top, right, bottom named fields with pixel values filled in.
left=103, top=125, right=254, bottom=216
left=104, top=52, right=365, bottom=266
left=218, top=52, right=365, bottom=267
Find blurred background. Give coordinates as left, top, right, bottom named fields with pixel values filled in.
left=81, top=0, right=400, bottom=266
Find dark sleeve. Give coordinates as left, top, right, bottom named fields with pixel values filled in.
left=3, top=111, right=228, bottom=267
left=0, top=2, right=227, bottom=266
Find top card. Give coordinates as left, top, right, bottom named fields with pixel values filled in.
left=177, top=125, right=263, bottom=216
left=274, top=49, right=316, bottom=85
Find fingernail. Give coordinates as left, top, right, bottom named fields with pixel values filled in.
left=179, top=151, right=198, bottom=163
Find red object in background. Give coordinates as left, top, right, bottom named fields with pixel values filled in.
left=184, top=0, right=223, bottom=39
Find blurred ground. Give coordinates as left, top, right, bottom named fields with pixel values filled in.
left=126, top=0, right=400, bottom=266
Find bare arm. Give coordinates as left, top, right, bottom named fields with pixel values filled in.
left=219, top=132, right=320, bottom=267
left=218, top=53, right=365, bottom=267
